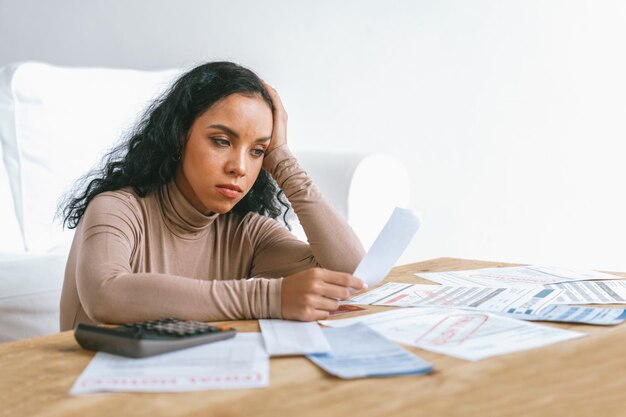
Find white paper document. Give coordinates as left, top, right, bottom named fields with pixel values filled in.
left=70, top=333, right=269, bottom=395
left=547, top=280, right=626, bottom=304
left=319, top=308, right=585, bottom=361
left=306, top=323, right=433, bottom=378
left=502, top=304, right=626, bottom=325
left=353, top=207, right=421, bottom=287
left=259, top=319, right=331, bottom=356
left=417, top=265, right=624, bottom=288
left=348, top=282, right=562, bottom=313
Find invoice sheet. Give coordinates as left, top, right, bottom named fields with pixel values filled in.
left=319, top=308, right=585, bottom=361
left=259, top=319, right=331, bottom=356
left=306, top=323, right=432, bottom=379
left=348, top=282, right=563, bottom=313
left=501, top=304, right=626, bottom=325
left=352, top=207, right=420, bottom=287
left=70, top=333, right=268, bottom=395
left=547, top=280, right=626, bottom=304
left=417, top=265, right=624, bottom=287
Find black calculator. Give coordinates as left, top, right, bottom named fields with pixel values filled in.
left=74, top=318, right=236, bottom=358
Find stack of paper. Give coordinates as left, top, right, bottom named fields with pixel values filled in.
left=408, top=265, right=626, bottom=324
left=320, top=308, right=585, bottom=361
left=416, top=265, right=625, bottom=287
left=348, top=282, right=563, bottom=312
left=416, top=266, right=626, bottom=304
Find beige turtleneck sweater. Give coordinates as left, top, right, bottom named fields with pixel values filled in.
left=60, top=146, right=365, bottom=331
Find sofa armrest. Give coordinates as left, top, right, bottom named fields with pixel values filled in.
left=291, top=151, right=411, bottom=250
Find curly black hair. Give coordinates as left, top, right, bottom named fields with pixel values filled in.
left=61, top=61, right=289, bottom=229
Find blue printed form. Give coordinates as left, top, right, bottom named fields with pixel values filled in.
left=503, top=305, right=626, bottom=325
left=306, top=323, right=433, bottom=379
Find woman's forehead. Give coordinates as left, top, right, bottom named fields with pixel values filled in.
left=205, top=94, right=269, bottom=118
left=195, top=94, right=273, bottom=135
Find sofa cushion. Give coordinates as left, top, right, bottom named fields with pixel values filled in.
left=0, top=62, right=180, bottom=253
left=0, top=253, right=67, bottom=342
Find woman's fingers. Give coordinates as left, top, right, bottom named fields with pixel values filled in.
left=263, top=82, right=284, bottom=110
left=261, top=81, right=287, bottom=156
left=281, top=268, right=367, bottom=321
left=322, top=270, right=367, bottom=292
left=319, top=282, right=352, bottom=301
left=302, top=297, right=339, bottom=322
left=311, top=294, right=341, bottom=312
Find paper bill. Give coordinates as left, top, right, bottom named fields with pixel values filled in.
left=417, top=265, right=624, bottom=288
left=259, top=319, right=331, bottom=356
left=70, top=333, right=268, bottom=394
left=319, top=308, right=585, bottom=361
left=348, top=282, right=563, bottom=313
left=547, top=280, right=626, bottom=304
left=501, top=304, right=626, bottom=325
left=307, top=323, right=433, bottom=378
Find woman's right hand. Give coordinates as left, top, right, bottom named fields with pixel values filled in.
left=261, top=82, right=288, bottom=170
left=281, top=268, right=367, bottom=321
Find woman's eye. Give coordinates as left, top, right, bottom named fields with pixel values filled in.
left=211, top=138, right=230, bottom=147
left=251, top=148, right=266, bottom=158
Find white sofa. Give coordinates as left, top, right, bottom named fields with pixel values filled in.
left=0, top=62, right=410, bottom=342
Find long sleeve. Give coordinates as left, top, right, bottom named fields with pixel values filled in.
left=64, top=193, right=282, bottom=328
left=253, top=145, right=366, bottom=275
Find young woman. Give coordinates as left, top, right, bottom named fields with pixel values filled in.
left=59, top=62, right=366, bottom=331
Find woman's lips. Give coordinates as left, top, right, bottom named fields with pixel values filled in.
left=216, top=184, right=243, bottom=198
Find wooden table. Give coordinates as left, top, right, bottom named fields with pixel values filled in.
left=2, top=258, right=625, bottom=417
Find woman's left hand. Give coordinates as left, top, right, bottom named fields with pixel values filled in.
left=262, top=82, right=288, bottom=166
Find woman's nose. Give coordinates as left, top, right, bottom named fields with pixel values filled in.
left=225, top=151, right=246, bottom=176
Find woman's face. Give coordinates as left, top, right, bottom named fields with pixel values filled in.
left=175, top=93, right=273, bottom=214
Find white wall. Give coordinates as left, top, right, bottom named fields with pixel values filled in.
left=1, top=0, right=625, bottom=270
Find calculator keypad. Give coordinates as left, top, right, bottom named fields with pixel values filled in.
left=122, top=318, right=221, bottom=337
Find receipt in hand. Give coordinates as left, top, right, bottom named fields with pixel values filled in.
left=353, top=207, right=421, bottom=287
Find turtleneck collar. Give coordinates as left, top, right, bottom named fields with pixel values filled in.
left=158, top=181, right=219, bottom=239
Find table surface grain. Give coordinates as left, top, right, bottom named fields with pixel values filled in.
left=1, top=258, right=625, bottom=417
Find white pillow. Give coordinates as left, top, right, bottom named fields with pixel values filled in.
left=0, top=143, right=23, bottom=252
left=0, top=63, right=180, bottom=253
left=0, top=253, right=67, bottom=342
